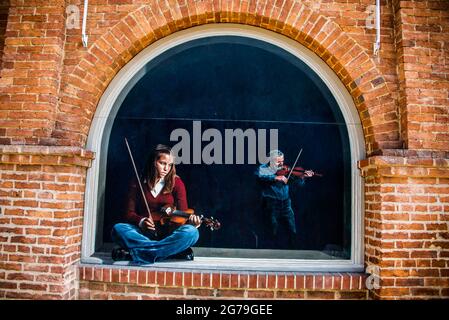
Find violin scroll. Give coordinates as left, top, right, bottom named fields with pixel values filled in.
left=200, top=215, right=221, bottom=231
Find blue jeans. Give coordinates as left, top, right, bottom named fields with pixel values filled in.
left=111, top=223, right=199, bottom=264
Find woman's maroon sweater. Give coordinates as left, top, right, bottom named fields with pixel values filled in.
left=124, top=176, right=188, bottom=226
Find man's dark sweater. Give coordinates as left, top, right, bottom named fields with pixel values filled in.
left=255, top=163, right=305, bottom=200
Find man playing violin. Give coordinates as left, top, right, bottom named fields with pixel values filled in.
left=255, top=150, right=314, bottom=249
left=111, top=144, right=202, bottom=264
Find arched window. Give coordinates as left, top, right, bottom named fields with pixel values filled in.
left=82, top=25, right=365, bottom=272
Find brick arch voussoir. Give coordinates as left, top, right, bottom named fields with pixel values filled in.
left=274, top=5, right=398, bottom=153
left=59, top=0, right=398, bottom=153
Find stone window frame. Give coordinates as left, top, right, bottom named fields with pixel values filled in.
left=81, top=24, right=365, bottom=272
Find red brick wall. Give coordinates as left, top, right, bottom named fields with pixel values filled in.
left=0, top=145, right=93, bottom=299
left=359, top=150, right=449, bottom=299
left=0, top=0, right=448, bottom=300
left=0, top=0, right=9, bottom=69
left=0, top=0, right=401, bottom=153
left=393, top=0, right=449, bottom=150
left=78, top=266, right=368, bottom=300
left=0, top=0, right=66, bottom=145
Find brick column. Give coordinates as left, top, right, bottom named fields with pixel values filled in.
left=359, top=150, right=449, bottom=299
left=0, top=0, right=66, bottom=145
left=0, top=0, right=9, bottom=67
left=0, top=145, right=94, bottom=299
left=393, top=0, right=449, bottom=150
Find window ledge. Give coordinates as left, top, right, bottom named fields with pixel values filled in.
left=82, top=251, right=364, bottom=273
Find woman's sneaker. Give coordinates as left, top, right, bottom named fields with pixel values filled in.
left=111, top=247, right=132, bottom=261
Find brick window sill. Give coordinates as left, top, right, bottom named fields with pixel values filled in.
left=78, top=263, right=368, bottom=300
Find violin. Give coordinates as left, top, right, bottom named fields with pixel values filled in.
left=276, top=165, right=323, bottom=179
left=154, top=204, right=221, bottom=231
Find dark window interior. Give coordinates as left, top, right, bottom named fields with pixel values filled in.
left=102, top=36, right=352, bottom=259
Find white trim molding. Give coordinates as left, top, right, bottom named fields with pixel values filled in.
left=82, top=24, right=365, bottom=272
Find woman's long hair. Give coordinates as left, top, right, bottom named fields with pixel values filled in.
left=143, top=144, right=176, bottom=194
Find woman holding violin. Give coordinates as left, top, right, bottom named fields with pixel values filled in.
left=255, top=149, right=315, bottom=249
left=111, top=144, right=201, bottom=263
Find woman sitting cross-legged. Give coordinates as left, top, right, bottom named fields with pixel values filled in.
left=111, top=144, right=201, bottom=264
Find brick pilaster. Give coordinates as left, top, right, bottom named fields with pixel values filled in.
left=393, top=0, right=449, bottom=150
left=0, top=145, right=94, bottom=299
left=359, top=150, right=449, bottom=299
left=0, top=0, right=9, bottom=68
left=0, top=0, right=66, bottom=145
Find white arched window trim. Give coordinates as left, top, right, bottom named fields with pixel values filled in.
left=82, top=24, right=365, bottom=272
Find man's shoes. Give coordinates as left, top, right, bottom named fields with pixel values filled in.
left=111, top=247, right=132, bottom=261
left=169, top=248, right=194, bottom=261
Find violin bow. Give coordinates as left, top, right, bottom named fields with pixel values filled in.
left=286, top=148, right=303, bottom=181
left=124, top=138, right=156, bottom=227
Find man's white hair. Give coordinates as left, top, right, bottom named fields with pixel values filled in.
left=268, top=150, right=284, bottom=159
